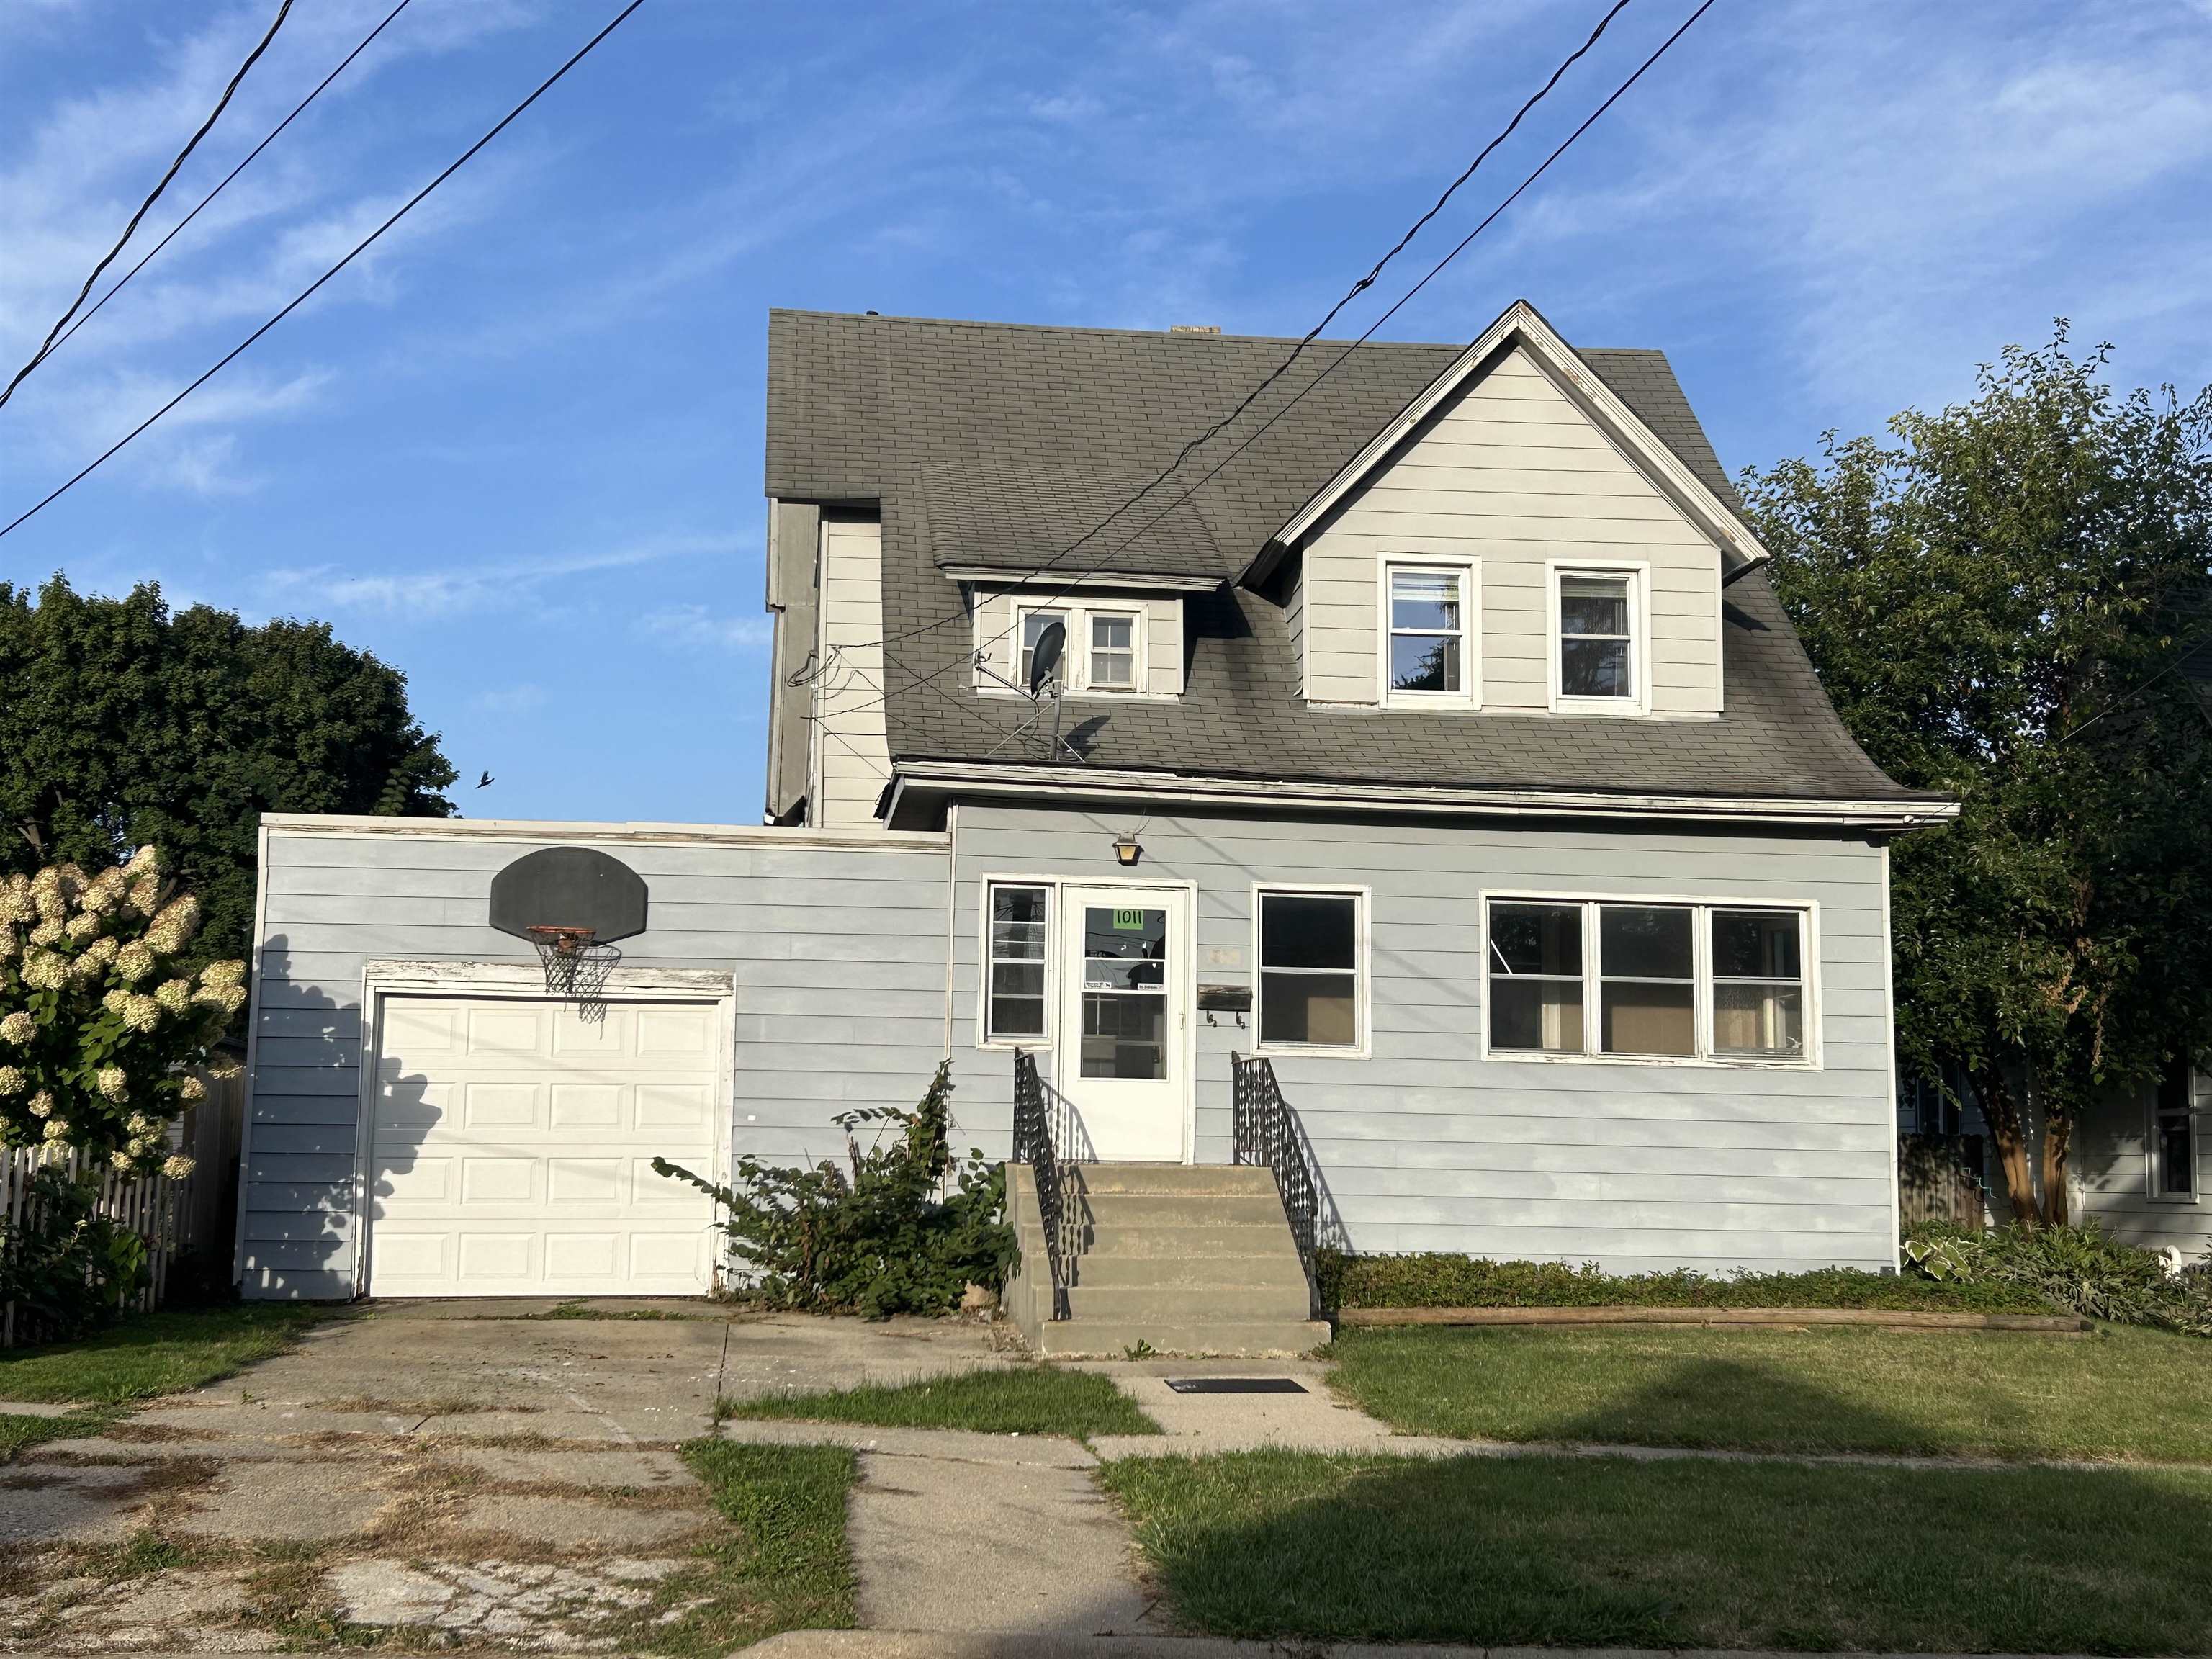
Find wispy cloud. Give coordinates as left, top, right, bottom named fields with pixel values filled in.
left=636, top=604, right=772, bottom=652
left=264, top=532, right=736, bottom=622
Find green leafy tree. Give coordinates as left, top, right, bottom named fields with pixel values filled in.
left=1742, top=328, right=2212, bottom=1223
left=0, top=576, right=456, bottom=971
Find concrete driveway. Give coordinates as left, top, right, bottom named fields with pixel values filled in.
left=0, top=1300, right=1007, bottom=1653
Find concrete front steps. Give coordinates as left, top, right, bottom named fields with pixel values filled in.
left=1003, top=1162, right=1330, bottom=1357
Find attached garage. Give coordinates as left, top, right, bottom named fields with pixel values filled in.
left=363, top=982, right=728, bottom=1298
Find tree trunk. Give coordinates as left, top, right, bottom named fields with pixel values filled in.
left=2038, top=1100, right=2074, bottom=1228
left=1972, top=1063, right=2040, bottom=1226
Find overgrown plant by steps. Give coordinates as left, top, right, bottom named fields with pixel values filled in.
left=1905, top=1220, right=2212, bottom=1337
left=655, top=1062, right=1011, bottom=1318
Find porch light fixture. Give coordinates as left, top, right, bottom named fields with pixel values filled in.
left=1113, top=832, right=1143, bottom=867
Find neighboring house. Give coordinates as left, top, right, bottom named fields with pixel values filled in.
left=238, top=300, right=1956, bottom=1346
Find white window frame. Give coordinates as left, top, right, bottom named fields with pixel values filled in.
left=986, top=601, right=1152, bottom=697
left=1547, top=560, right=1650, bottom=717
left=1376, top=552, right=1480, bottom=709
left=1250, top=882, right=1372, bottom=1058
left=2147, top=1068, right=2203, bottom=1205
left=978, top=879, right=1054, bottom=1051
left=1478, top=890, right=1820, bottom=1069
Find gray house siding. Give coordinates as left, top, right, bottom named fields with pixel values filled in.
left=2074, top=1079, right=2212, bottom=1256
left=243, top=819, right=951, bottom=1298
left=947, top=800, right=1897, bottom=1273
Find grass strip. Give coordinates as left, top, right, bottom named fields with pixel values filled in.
left=0, top=1409, right=113, bottom=1463
left=668, top=1439, right=857, bottom=1651
left=0, top=1303, right=332, bottom=1405
left=1328, top=1322, right=2212, bottom=1462
left=1100, top=1448, right=2212, bottom=1652
left=725, top=1367, right=1159, bottom=1439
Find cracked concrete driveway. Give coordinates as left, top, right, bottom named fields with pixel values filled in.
left=1, top=1300, right=1007, bottom=1653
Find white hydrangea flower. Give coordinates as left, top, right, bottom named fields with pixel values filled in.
left=96, top=1066, right=128, bottom=1102
left=116, top=941, right=156, bottom=984
left=0, top=1066, right=22, bottom=1097
left=120, top=995, right=161, bottom=1033
left=0, top=1011, right=32, bottom=1044
left=43, top=1118, right=69, bottom=1142
left=122, top=845, right=160, bottom=881
left=22, top=950, right=70, bottom=990
left=30, top=866, right=66, bottom=921
left=179, top=1074, right=207, bottom=1103
left=200, top=959, right=248, bottom=989
left=28, top=917, right=63, bottom=947
left=104, top=988, right=130, bottom=1015
left=0, top=885, right=30, bottom=926
left=83, top=867, right=126, bottom=914
left=127, top=1112, right=157, bottom=1136
left=162, top=1154, right=196, bottom=1182
left=126, top=875, right=161, bottom=917
left=27, top=1089, right=53, bottom=1118
left=192, top=984, right=248, bottom=1017
left=63, top=910, right=101, bottom=942
left=111, top=1147, right=136, bottom=1172
left=155, top=978, right=193, bottom=1014
left=145, top=896, right=201, bottom=956
left=0, top=931, right=16, bottom=961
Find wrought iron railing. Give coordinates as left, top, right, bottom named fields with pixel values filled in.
left=1010, top=1048, right=1072, bottom=1321
left=1231, top=1052, right=1321, bottom=1283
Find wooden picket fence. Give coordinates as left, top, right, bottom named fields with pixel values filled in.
left=1898, top=1133, right=1989, bottom=1230
left=1, top=1143, right=199, bottom=1349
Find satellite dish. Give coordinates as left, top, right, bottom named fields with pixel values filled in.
left=1027, top=619, right=1066, bottom=697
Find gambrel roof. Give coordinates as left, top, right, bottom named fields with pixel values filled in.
left=764, top=306, right=1947, bottom=822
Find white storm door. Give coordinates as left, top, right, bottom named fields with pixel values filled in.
left=367, top=995, right=721, bottom=1297
left=1058, top=886, right=1187, bottom=1161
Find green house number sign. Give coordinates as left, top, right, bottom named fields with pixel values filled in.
left=1112, top=907, right=1147, bottom=931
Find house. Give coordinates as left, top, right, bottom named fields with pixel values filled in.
left=235, top=300, right=1957, bottom=1347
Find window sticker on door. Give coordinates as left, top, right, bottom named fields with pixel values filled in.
left=1112, top=907, right=1146, bottom=930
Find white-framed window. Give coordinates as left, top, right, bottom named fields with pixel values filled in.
left=984, top=883, right=1051, bottom=1043
left=1255, top=887, right=1367, bottom=1053
left=2150, top=1062, right=2202, bottom=1202
left=1549, top=563, right=1647, bottom=715
left=1378, top=556, right=1478, bottom=707
left=1483, top=896, right=1815, bottom=1066
left=1007, top=603, right=1148, bottom=695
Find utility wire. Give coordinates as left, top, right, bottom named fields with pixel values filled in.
left=830, top=0, right=1717, bottom=729
left=31, top=0, right=418, bottom=379
left=0, top=0, right=295, bottom=409
left=0, top=1, right=647, bottom=542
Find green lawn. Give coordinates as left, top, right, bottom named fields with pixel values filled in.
left=1101, top=1449, right=2212, bottom=1652
left=724, top=1367, right=1160, bottom=1439
left=1328, top=1322, right=2212, bottom=1462
left=0, top=1303, right=331, bottom=1406
left=0, top=1409, right=113, bottom=1463
left=658, top=1440, right=857, bottom=1653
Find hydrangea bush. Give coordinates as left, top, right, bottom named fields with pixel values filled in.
left=0, top=847, right=244, bottom=1177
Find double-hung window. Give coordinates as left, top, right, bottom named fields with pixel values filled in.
left=1256, top=890, right=1364, bottom=1050
left=1089, top=613, right=1136, bottom=688
left=1010, top=604, right=1144, bottom=694
left=1017, top=610, right=1070, bottom=693
left=1485, top=897, right=1813, bottom=1064
left=1552, top=567, right=1644, bottom=713
left=2152, top=1062, right=2202, bottom=1202
left=984, top=884, right=1050, bottom=1042
left=1383, top=561, right=1475, bottom=704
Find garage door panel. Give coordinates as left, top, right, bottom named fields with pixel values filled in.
left=367, top=995, right=721, bottom=1298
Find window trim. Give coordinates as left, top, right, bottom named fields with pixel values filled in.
left=978, top=880, right=1054, bottom=1051
left=1375, top=552, right=1480, bottom=709
left=2147, top=1068, right=2203, bottom=1205
left=1546, top=560, right=1650, bottom=717
left=983, top=598, right=1155, bottom=698
left=1249, top=883, right=1372, bottom=1058
left=1479, top=889, right=1820, bottom=1069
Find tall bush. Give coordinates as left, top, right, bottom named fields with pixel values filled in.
left=654, top=1062, right=1011, bottom=1318
left=1905, top=1221, right=2212, bottom=1337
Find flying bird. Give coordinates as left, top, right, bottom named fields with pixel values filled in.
left=476, top=771, right=494, bottom=788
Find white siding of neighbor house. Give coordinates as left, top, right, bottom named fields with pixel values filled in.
left=2073, top=1074, right=2212, bottom=1255
left=971, top=586, right=1183, bottom=697
left=814, top=513, right=893, bottom=828
left=1300, top=343, right=1724, bottom=716
left=948, top=801, right=1896, bottom=1272
left=240, top=822, right=950, bottom=1300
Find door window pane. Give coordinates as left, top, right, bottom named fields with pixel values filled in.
left=1089, top=613, right=1136, bottom=688
left=1259, top=891, right=1359, bottom=1047
left=1488, top=902, right=1586, bottom=1052
left=1079, top=905, right=1167, bottom=1079
left=1558, top=574, right=1633, bottom=700
left=985, top=885, right=1048, bottom=1039
left=1711, top=909, right=1806, bottom=1057
left=1388, top=567, right=1464, bottom=694
left=1599, top=905, right=1694, bottom=1056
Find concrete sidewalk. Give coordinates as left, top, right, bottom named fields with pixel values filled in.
left=750, top=1637, right=2112, bottom=1659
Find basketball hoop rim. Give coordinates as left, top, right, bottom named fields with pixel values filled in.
left=525, top=924, right=600, bottom=957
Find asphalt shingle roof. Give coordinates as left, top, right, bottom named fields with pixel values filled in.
left=765, top=308, right=1934, bottom=806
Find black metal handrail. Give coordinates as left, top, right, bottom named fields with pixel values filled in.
left=1010, top=1048, right=1071, bottom=1321
left=1231, top=1052, right=1320, bottom=1280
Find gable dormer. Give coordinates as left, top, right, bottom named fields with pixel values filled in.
left=1254, top=301, right=1768, bottom=721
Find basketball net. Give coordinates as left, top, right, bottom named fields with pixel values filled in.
left=526, top=925, right=619, bottom=1022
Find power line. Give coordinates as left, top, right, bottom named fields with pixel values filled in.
left=830, top=0, right=1717, bottom=730
left=32, top=0, right=418, bottom=378
left=0, top=1, right=295, bottom=410
left=0, top=1, right=647, bottom=543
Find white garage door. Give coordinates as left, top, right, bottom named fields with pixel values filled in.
left=367, top=995, right=721, bottom=1297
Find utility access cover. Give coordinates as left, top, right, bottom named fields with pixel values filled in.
left=1163, top=1377, right=1307, bottom=1395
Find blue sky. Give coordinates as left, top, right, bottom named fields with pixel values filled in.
left=3, top=0, right=2209, bottom=824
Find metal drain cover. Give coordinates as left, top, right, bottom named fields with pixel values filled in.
left=1162, top=1377, right=1308, bottom=1394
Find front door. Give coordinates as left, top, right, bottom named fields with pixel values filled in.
left=1058, top=886, right=1187, bottom=1161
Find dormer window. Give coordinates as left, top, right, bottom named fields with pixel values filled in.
left=1550, top=562, right=1648, bottom=716
left=1380, top=557, right=1478, bottom=708
left=1019, top=609, right=1067, bottom=691
left=1089, top=613, right=1136, bottom=688
left=1012, top=602, right=1148, bottom=695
